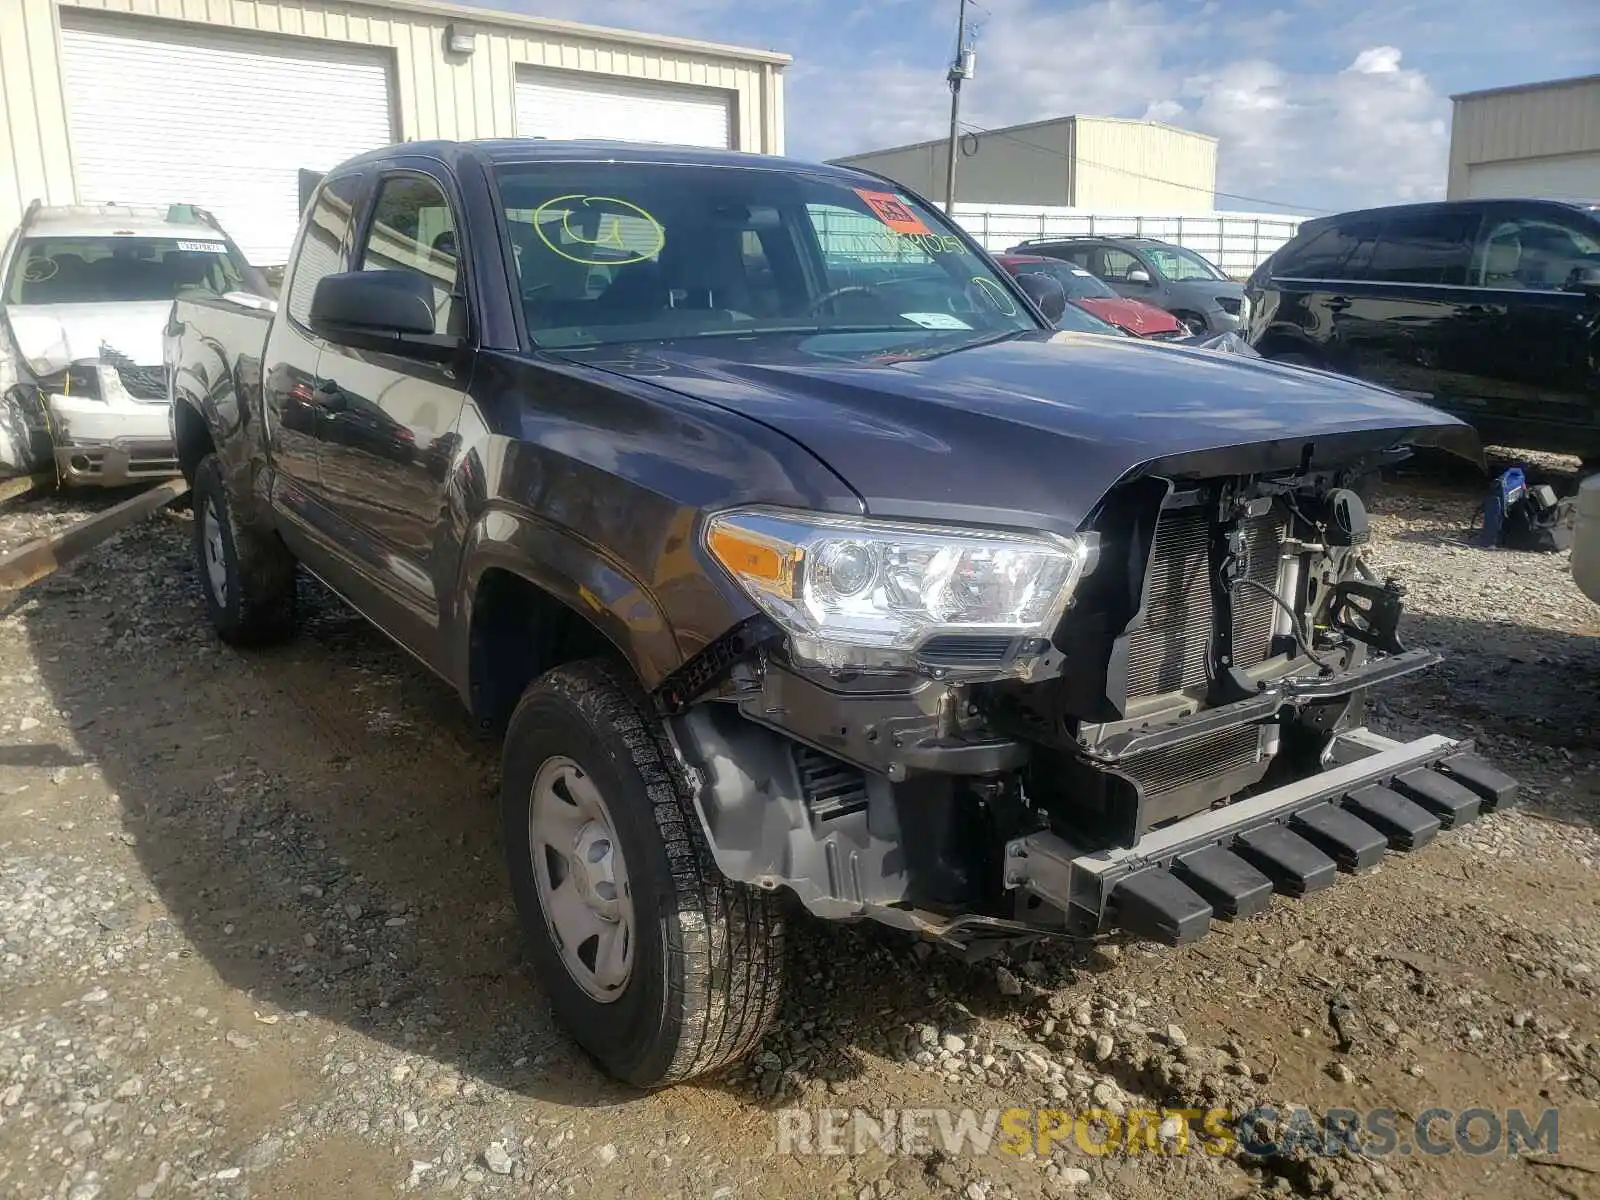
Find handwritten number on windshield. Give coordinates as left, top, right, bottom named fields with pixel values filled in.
left=532, top=195, right=666, bottom=266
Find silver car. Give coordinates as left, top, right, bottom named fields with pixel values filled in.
left=1007, top=235, right=1250, bottom=335
left=0, top=202, right=265, bottom=486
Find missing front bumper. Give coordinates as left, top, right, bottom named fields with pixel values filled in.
left=1004, top=728, right=1517, bottom=945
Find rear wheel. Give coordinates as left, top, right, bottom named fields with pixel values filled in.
left=502, top=658, right=785, bottom=1087
left=191, top=453, right=297, bottom=645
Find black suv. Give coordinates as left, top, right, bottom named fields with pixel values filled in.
left=1244, top=198, right=1600, bottom=462
left=1008, top=236, right=1248, bottom=334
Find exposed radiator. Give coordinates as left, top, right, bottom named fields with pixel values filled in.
left=1125, top=506, right=1284, bottom=700
left=1124, top=725, right=1262, bottom=798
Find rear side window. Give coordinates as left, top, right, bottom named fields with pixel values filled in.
left=285, top=173, right=364, bottom=326
left=1274, top=220, right=1381, bottom=280
left=357, top=173, right=463, bottom=337
left=1040, top=245, right=1096, bottom=271
left=4, top=236, right=245, bottom=304
left=1364, top=211, right=1480, bottom=285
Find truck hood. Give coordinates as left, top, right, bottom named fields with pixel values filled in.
left=2, top=302, right=171, bottom=376
left=564, top=329, right=1478, bottom=535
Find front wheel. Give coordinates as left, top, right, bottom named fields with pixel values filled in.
left=502, top=658, right=786, bottom=1087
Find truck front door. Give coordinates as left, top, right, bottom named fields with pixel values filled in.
left=310, top=168, right=471, bottom=669
left=262, top=170, right=367, bottom=540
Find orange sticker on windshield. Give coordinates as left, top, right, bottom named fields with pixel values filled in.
left=854, top=189, right=929, bottom=235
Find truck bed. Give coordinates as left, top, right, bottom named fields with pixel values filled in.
left=167, top=291, right=276, bottom=414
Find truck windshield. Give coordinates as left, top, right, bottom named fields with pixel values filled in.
left=494, top=163, right=1041, bottom=349
left=4, top=237, right=247, bottom=305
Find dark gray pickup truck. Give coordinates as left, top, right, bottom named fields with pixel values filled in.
left=165, top=139, right=1516, bottom=1088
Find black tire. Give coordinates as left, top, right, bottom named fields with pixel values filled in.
left=1171, top=309, right=1207, bottom=334
left=191, top=453, right=297, bottom=645
left=502, top=658, right=785, bottom=1088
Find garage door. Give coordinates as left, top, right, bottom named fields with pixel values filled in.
left=1467, top=153, right=1600, bottom=202
left=60, top=14, right=394, bottom=266
left=515, top=70, right=732, bottom=149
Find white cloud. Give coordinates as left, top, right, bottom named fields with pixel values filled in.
left=1172, top=46, right=1449, bottom=210
left=791, top=1, right=1454, bottom=214
left=1348, top=45, right=1404, bottom=74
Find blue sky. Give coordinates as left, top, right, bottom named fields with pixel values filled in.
left=484, top=0, right=1599, bottom=215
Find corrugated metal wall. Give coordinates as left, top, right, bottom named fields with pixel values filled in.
left=1072, top=118, right=1216, bottom=213
left=1447, top=76, right=1600, bottom=199
left=0, top=0, right=786, bottom=244
left=833, top=117, right=1216, bottom=213
left=0, top=0, right=78, bottom=240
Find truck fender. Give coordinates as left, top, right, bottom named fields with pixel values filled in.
left=453, top=504, right=686, bottom=694
left=167, top=325, right=264, bottom=516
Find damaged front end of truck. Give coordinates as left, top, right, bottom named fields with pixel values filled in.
left=659, top=431, right=1516, bottom=956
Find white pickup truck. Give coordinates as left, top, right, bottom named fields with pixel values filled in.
left=0, top=201, right=267, bottom=486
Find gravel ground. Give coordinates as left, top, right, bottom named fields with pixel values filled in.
left=0, top=452, right=1596, bottom=1200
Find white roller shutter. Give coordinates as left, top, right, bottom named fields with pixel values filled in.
left=516, top=70, right=732, bottom=149
left=1467, top=154, right=1600, bottom=202
left=60, top=15, right=394, bottom=266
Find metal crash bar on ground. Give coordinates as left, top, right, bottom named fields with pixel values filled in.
left=0, top=477, right=189, bottom=592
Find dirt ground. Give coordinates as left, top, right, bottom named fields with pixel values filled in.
left=1, top=453, right=1597, bottom=1200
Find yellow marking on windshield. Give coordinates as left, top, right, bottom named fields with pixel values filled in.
left=970, top=276, right=1018, bottom=316
left=533, top=195, right=666, bottom=266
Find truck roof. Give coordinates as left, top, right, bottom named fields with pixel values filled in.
left=334, top=139, right=874, bottom=184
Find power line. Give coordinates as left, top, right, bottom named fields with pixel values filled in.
left=956, top=119, right=1331, bottom=215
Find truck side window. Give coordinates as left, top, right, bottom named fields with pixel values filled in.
left=358, top=175, right=463, bottom=337
left=284, top=173, right=363, bottom=326
left=1364, top=211, right=1479, bottom=286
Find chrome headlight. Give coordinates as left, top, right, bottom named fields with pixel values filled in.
left=704, top=508, right=1096, bottom=671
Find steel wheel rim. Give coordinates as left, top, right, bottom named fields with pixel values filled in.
left=529, top=755, right=634, bottom=1003
left=202, top=500, right=228, bottom=607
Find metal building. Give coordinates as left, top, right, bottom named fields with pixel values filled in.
left=0, top=0, right=788, bottom=265
left=830, top=116, right=1218, bottom=212
left=1447, top=74, right=1600, bottom=202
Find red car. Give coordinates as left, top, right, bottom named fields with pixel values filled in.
left=996, top=254, right=1187, bottom=338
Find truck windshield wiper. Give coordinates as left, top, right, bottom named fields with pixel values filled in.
left=682, top=324, right=932, bottom=338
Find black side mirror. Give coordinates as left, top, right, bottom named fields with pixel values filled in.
left=310, top=270, right=437, bottom=341
left=1015, top=272, right=1067, bottom=323
left=1563, top=264, right=1600, bottom=299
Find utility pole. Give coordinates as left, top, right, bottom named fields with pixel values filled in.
left=944, top=0, right=973, bottom=212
